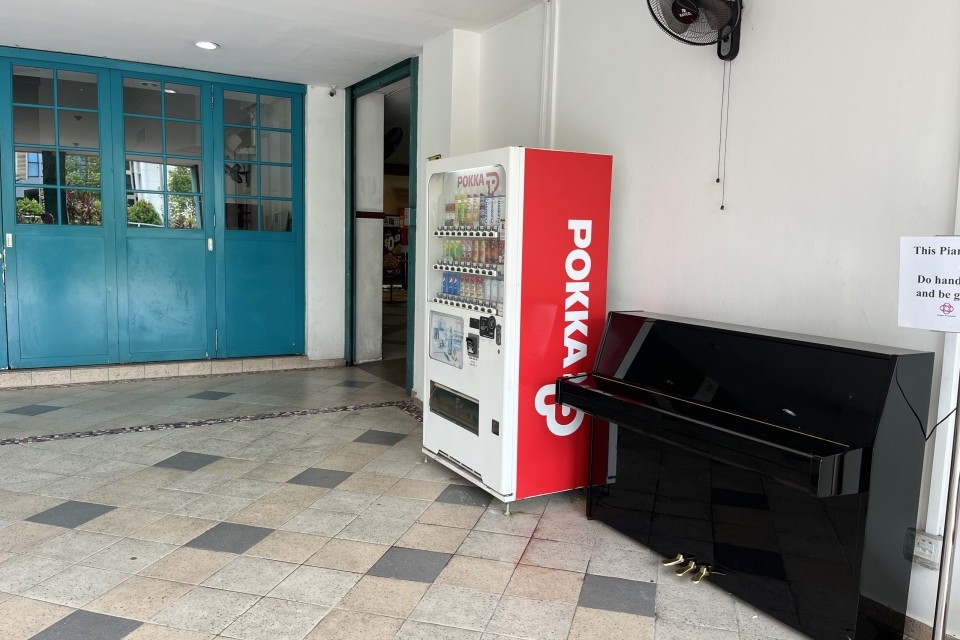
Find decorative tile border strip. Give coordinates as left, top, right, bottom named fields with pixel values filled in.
left=0, top=400, right=423, bottom=446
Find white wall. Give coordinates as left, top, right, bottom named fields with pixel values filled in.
left=304, top=85, right=346, bottom=361
left=416, top=0, right=960, bottom=630
left=478, top=4, right=544, bottom=149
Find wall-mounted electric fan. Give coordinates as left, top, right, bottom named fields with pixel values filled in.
left=647, top=0, right=742, bottom=60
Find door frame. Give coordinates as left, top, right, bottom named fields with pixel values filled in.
left=345, top=57, right=418, bottom=391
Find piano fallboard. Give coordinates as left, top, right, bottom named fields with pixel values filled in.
left=557, top=373, right=868, bottom=498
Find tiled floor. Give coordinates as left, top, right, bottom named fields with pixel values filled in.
left=0, top=365, right=811, bottom=639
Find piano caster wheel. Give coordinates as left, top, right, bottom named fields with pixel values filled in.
left=661, top=553, right=691, bottom=567
left=675, top=560, right=698, bottom=577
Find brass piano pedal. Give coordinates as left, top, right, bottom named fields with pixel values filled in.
left=690, top=564, right=725, bottom=584
left=661, top=553, right=691, bottom=567
left=675, top=560, right=698, bottom=576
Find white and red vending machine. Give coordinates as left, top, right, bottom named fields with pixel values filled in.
left=422, top=147, right=612, bottom=502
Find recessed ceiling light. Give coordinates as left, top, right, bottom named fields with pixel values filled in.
left=195, top=41, right=220, bottom=50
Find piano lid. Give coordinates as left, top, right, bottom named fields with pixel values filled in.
left=592, top=312, right=907, bottom=450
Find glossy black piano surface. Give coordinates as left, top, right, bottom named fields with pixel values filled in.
left=556, top=312, right=934, bottom=640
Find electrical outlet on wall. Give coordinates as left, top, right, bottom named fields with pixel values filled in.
left=904, top=527, right=943, bottom=570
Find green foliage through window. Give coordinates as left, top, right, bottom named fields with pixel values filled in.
left=127, top=199, right=161, bottom=226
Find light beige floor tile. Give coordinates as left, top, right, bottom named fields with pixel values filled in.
left=418, top=503, right=485, bottom=529
left=78, top=507, right=166, bottom=536
left=532, top=509, right=601, bottom=546
left=735, top=602, right=809, bottom=640
left=282, top=509, right=356, bottom=537
left=458, top=530, right=530, bottom=564
left=268, top=565, right=362, bottom=606
left=245, top=530, right=329, bottom=563
left=308, top=490, right=379, bottom=515
left=334, top=472, right=399, bottom=495
left=0, top=553, right=72, bottom=594
left=201, top=457, right=261, bottom=478
left=361, top=496, right=430, bottom=523
left=505, top=565, right=585, bottom=605
left=81, top=537, right=177, bottom=573
left=202, top=555, right=298, bottom=595
left=150, top=585, right=259, bottom=635
left=435, top=555, right=515, bottom=594
left=656, top=581, right=739, bottom=631
left=587, top=543, right=660, bottom=583
left=174, top=493, right=252, bottom=520
left=519, top=538, right=592, bottom=573
left=335, top=514, right=412, bottom=545
left=140, top=547, right=237, bottom=584
left=338, top=575, right=429, bottom=618
left=242, top=463, right=307, bottom=483
left=304, top=608, right=402, bottom=640
left=317, top=451, right=377, bottom=472
left=0, top=493, right=64, bottom=519
left=305, top=538, right=389, bottom=573
left=0, top=595, right=73, bottom=639
left=125, top=624, right=217, bottom=639
left=382, top=478, right=448, bottom=501
left=568, top=608, right=657, bottom=640
left=485, top=595, right=576, bottom=640
left=222, top=597, right=330, bottom=640
left=30, top=529, right=121, bottom=562
left=474, top=509, right=540, bottom=538
left=408, top=583, right=501, bottom=632
left=396, top=619, right=483, bottom=640
left=654, top=618, right=738, bottom=640
left=86, top=576, right=193, bottom=621
left=396, top=523, right=469, bottom=554
left=131, top=515, right=218, bottom=545
left=23, top=564, right=130, bottom=607
left=227, top=496, right=307, bottom=528
left=0, top=521, right=65, bottom=553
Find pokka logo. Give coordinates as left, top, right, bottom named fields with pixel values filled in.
left=535, top=219, right=593, bottom=437
left=456, top=171, right=501, bottom=195
left=941, top=302, right=955, bottom=316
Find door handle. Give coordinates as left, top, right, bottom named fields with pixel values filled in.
left=207, top=238, right=213, bottom=251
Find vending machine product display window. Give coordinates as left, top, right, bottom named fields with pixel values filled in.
left=421, top=147, right=613, bottom=502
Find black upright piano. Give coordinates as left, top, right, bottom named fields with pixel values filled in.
left=556, top=312, right=934, bottom=640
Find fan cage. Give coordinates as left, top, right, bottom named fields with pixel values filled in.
left=647, top=0, right=740, bottom=46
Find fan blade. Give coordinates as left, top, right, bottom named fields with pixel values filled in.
left=659, top=0, right=691, bottom=34
left=699, top=0, right=735, bottom=30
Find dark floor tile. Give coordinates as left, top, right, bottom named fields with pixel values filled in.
left=367, top=546, right=451, bottom=583
left=188, top=390, right=236, bottom=400
left=154, top=451, right=223, bottom=471
left=26, top=500, right=116, bottom=529
left=185, top=522, right=273, bottom=554
left=6, top=404, right=61, bottom=416
left=577, top=574, right=657, bottom=616
left=287, top=467, right=352, bottom=489
left=28, top=609, right=142, bottom=640
left=334, top=380, right=374, bottom=389
left=435, top=484, right=492, bottom=508
left=354, top=429, right=406, bottom=446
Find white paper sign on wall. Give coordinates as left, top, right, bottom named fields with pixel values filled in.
left=899, top=237, right=960, bottom=332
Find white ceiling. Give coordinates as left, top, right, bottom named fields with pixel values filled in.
left=0, top=0, right=541, bottom=87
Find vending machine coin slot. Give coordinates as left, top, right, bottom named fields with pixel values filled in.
left=495, top=325, right=502, bottom=346
left=492, top=420, right=500, bottom=436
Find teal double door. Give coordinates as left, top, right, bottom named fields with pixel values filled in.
left=0, top=56, right=304, bottom=369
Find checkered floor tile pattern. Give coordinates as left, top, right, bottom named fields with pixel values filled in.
left=0, top=370, right=813, bottom=640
